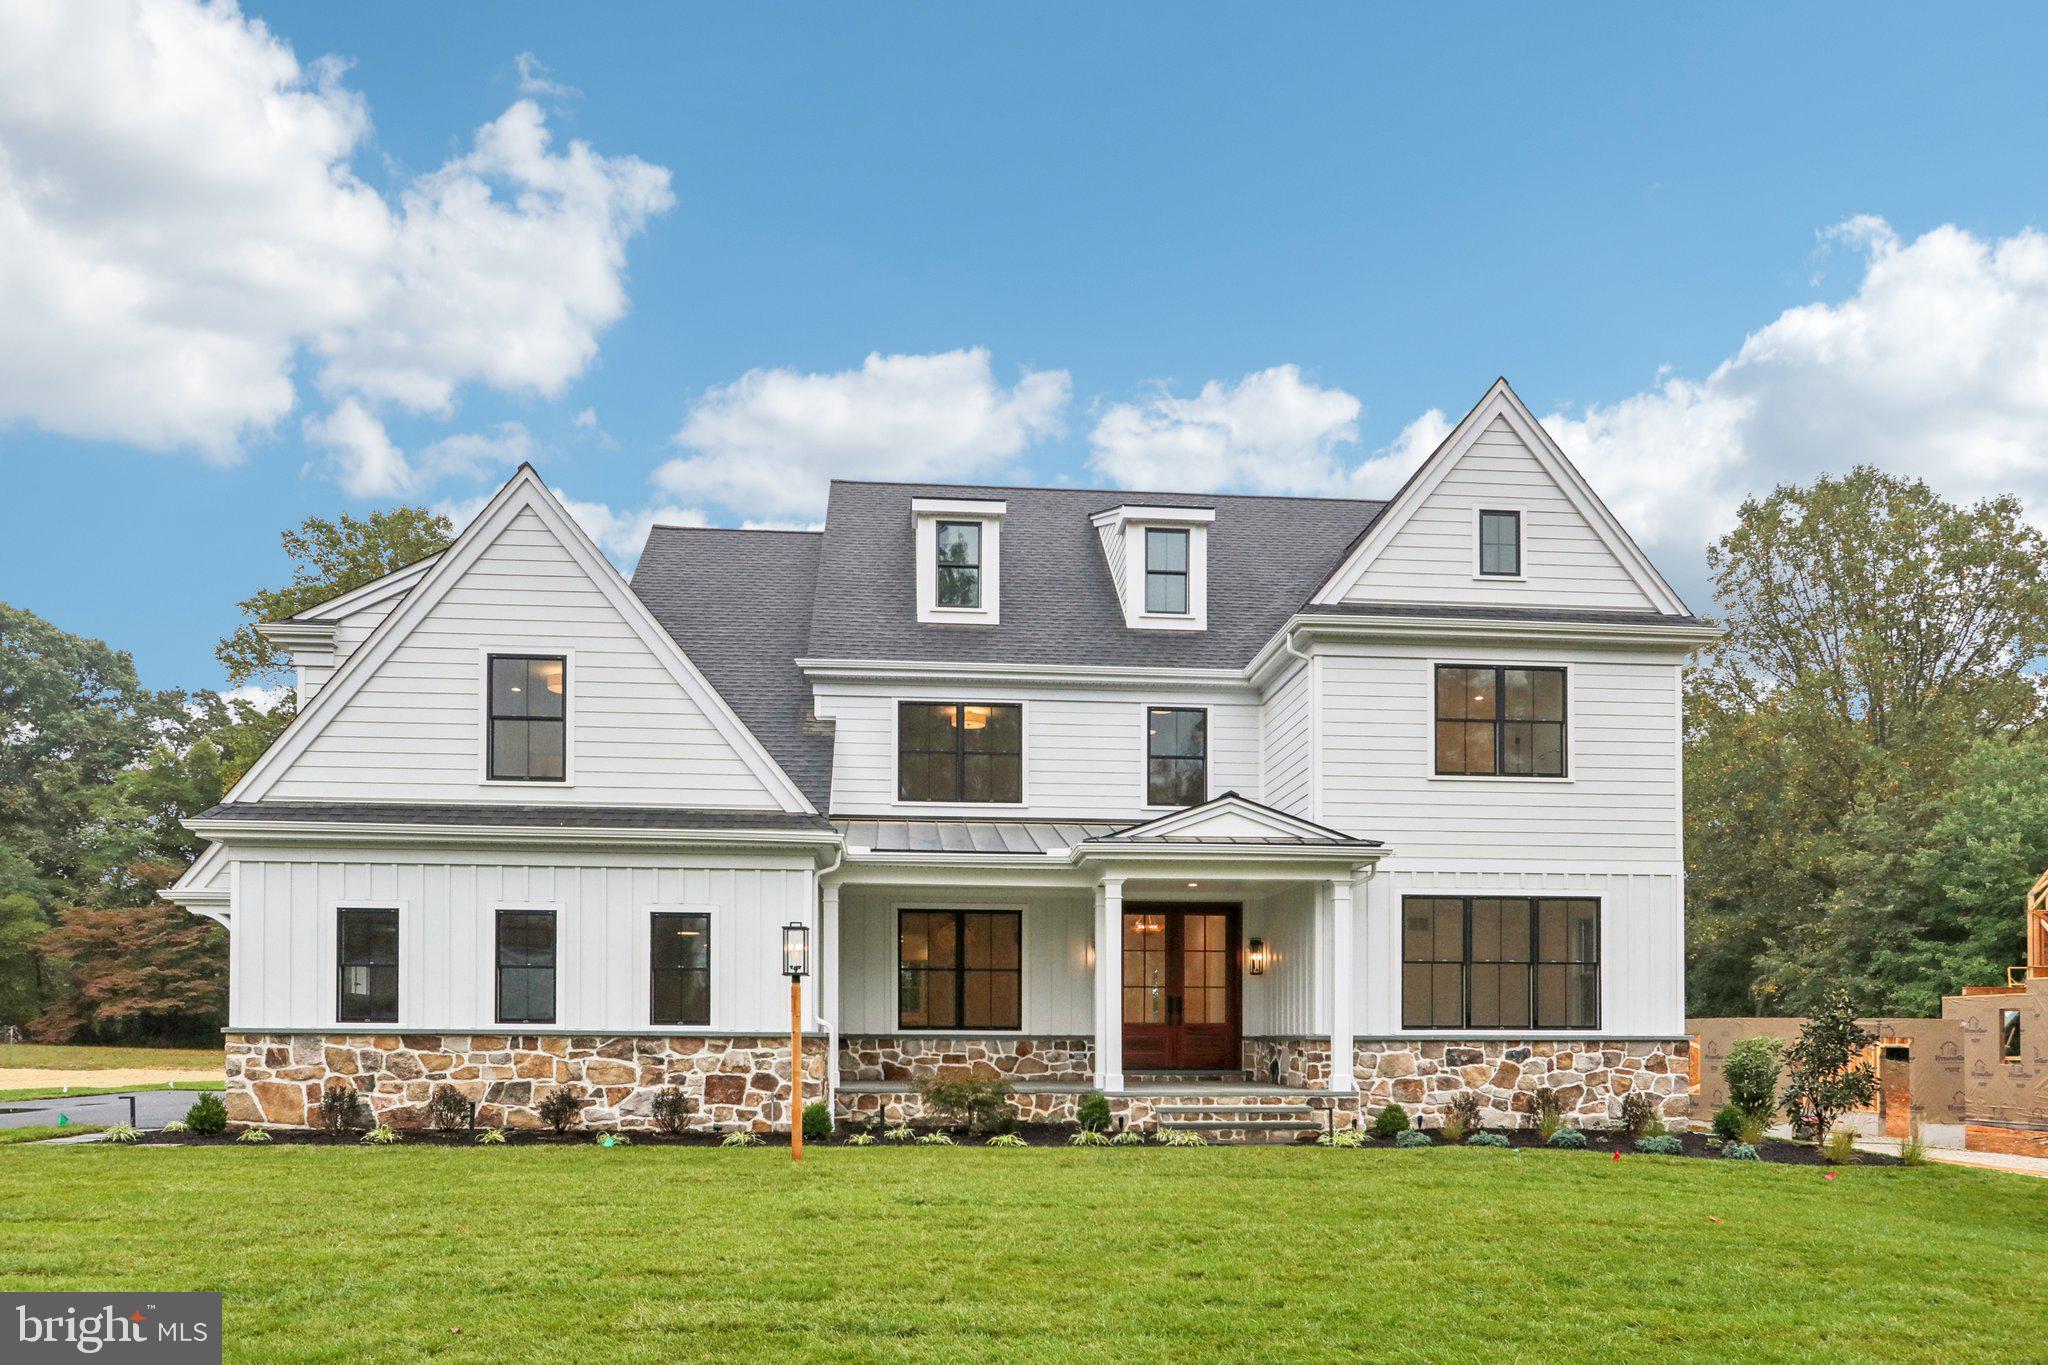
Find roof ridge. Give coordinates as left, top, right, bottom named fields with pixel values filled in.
left=827, top=476, right=1386, bottom=507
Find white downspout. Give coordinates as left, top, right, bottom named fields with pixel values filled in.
left=814, top=845, right=844, bottom=1106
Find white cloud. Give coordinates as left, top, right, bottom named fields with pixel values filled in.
left=303, top=399, right=408, bottom=498
left=1088, top=365, right=1361, bottom=495
left=657, top=348, right=1071, bottom=518
left=573, top=407, right=599, bottom=429
left=434, top=486, right=706, bottom=563
left=0, top=0, right=669, bottom=457
left=514, top=52, right=579, bottom=100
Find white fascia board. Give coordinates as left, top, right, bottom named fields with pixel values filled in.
left=796, top=656, right=1248, bottom=690
left=910, top=497, right=1007, bottom=519
left=254, top=620, right=337, bottom=649
left=289, top=554, right=440, bottom=622
left=1243, top=613, right=1722, bottom=687
left=1089, top=504, right=1216, bottom=529
left=180, top=817, right=843, bottom=853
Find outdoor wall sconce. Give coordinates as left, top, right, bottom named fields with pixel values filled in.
left=1247, top=937, right=1267, bottom=976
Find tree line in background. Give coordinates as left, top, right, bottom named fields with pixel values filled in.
left=0, top=509, right=450, bottom=1043
left=4, top=471, right=2046, bottom=1041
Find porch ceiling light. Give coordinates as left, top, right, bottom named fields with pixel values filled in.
left=781, top=922, right=811, bottom=980
left=1248, top=937, right=1268, bottom=976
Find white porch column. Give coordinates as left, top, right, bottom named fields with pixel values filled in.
left=1094, top=876, right=1125, bottom=1093
left=819, top=878, right=841, bottom=1099
left=1327, top=876, right=1356, bottom=1093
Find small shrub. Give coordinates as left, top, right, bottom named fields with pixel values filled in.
left=883, top=1124, right=915, bottom=1143
left=1533, top=1086, right=1566, bottom=1142
left=1317, top=1129, right=1368, bottom=1148
left=1157, top=1129, right=1207, bottom=1147
left=1720, top=1141, right=1759, bottom=1161
left=359, top=1125, right=398, bottom=1145
left=802, top=1101, right=832, bottom=1142
left=1370, top=1102, right=1411, bottom=1140
left=476, top=1128, right=507, bottom=1145
left=318, top=1084, right=366, bottom=1135
left=1393, top=1129, right=1432, bottom=1148
left=1466, top=1132, right=1510, bottom=1148
left=917, top=1075, right=1016, bottom=1134
left=1075, top=1091, right=1113, bottom=1133
left=1723, top=1034, right=1785, bottom=1120
left=913, top=1131, right=955, bottom=1146
left=720, top=1130, right=762, bottom=1148
left=184, top=1093, right=228, bottom=1136
left=1108, top=1129, right=1145, bottom=1146
left=844, top=1132, right=878, bottom=1146
left=537, top=1087, right=581, bottom=1135
left=1442, top=1092, right=1482, bottom=1143
left=234, top=1129, right=273, bottom=1144
left=1899, top=1120, right=1928, bottom=1167
left=985, top=1132, right=1027, bottom=1147
left=650, top=1086, right=692, bottom=1138
left=1547, top=1128, right=1588, bottom=1150
left=1737, top=1110, right=1770, bottom=1147
left=1822, top=1125, right=1860, bottom=1164
left=426, top=1085, right=478, bottom=1134
left=1711, top=1102, right=1747, bottom=1143
left=1634, top=1134, right=1683, bottom=1155
left=160, top=1120, right=191, bottom=1134
left=1068, top=1129, right=1112, bottom=1147
left=1615, top=1092, right=1659, bottom=1140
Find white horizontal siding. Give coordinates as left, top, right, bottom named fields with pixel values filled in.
left=1258, top=663, right=1313, bottom=817
left=228, top=846, right=815, bottom=1032
left=269, top=508, right=782, bottom=808
left=1341, top=417, right=1658, bottom=611
left=1318, top=641, right=1682, bottom=862
left=835, top=886, right=1093, bottom=1034
left=816, top=682, right=1261, bottom=820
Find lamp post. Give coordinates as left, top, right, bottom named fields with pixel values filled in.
left=782, top=922, right=811, bottom=1161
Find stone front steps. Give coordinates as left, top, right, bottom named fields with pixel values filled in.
left=1150, top=1099, right=1322, bottom=1144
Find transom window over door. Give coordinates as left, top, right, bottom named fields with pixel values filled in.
left=496, top=908, right=557, bottom=1025
left=650, top=912, right=710, bottom=1026
left=1478, top=509, right=1521, bottom=576
left=1146, top=707, right=1207, bottom=806
left=1434, top=665, right=1566, bottom=777
left=488, top=655, right=566, bottom=781
left=337, top=907, right=398, bottom=1023
left=934, top=521, right=982, bottom=608
left=898, top=910, right=1022, bottom=1029
left=1401, top=896, right=1599, bottom=1029
left=897, top=702, right=1023, bottom=802
left=1145, top=528, right=1190, bottom=614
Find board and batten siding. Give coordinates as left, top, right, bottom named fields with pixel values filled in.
left=1258, top=662, right=1314, bottom=818
left=228, top=847, right=816, bottom=1033
left=1316, top=640, right=1683, bottom=864
left=267, top=507, right=784, bottom=808
left=814, top=682, right=1260, bottom=820
left=1339, top=416, right=1659, bottom=611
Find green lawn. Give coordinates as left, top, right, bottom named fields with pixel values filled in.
left=0, top=1043, right=223, bottom=1071
left=1, top=1145, right=2041, bottom=1362
left=0, top=1125, right=104, bottom=1146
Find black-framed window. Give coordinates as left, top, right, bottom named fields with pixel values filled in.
left=1146, top=706, right=1207, bottom=807
left=651, top=912, right=710, bottom=1026
left=1434, top=664, right=1567, bottom=777
left=496, top=908, right=557, bottom=1025
left=1401, top=896, right=1599, bottom=1029
left=488, top=654, right=566, bottom=781
left=898, top=910, right=1022, bottom=1029
left=2002, top=1008, right=2022, bottom=1061
left=935, top=521, right=982, bottom=608
left=1144, top=527, right=1190, bottom=614
left=337, top=907, right=398, bottom=1023
left=1478, top=509, right=1521, bottom=576
left=897, top=702, right=1023, bottom=802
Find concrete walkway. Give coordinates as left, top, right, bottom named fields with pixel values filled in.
left=1853, top=1134, right=2048, bottom=1179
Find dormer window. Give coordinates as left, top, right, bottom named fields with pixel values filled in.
left=913, top=498, right=1004, bottom=625
left=1477, top=508, right=1522, bottom=578
left=1145, top=529, right=1190, bottom=614
left=936, top=521, right=982, bottom=608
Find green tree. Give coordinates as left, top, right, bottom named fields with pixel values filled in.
left=215, top=507, right=453, bottom=688
left=1778, top=990, right=1877, bottom=1141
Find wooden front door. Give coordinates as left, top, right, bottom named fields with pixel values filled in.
left=1122, top=906, right=1240, bottom=1071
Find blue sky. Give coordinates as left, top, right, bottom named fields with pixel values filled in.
left=6, top=2, right=2048, bottom=691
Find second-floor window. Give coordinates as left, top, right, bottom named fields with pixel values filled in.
left=898, top=702, right=1023, bottom=802
left=1146, top=707, right=1207, bottom=806
left=488, top=655, right=566, bottom=781
left=1435, top=664, right=1566, bottom=777
left=337, top=907, right=398, bottom=1023
left=935, top=521, right=982, bottom=608
left=1145, top=528, right=1190, bottom=614
left=1478, top=509, right=1521, bottom=576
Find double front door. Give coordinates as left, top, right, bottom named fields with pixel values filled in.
left=1121, top=906, right=1241, bottom=1071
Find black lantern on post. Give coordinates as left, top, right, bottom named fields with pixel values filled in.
left=782, top=922, right=811, bottom=1159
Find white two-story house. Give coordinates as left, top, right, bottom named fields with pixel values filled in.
left=168, top=379, right=1717, bottom=1134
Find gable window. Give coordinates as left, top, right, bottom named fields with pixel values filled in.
left=1146, top=707, right=1207, bottom=807
left=935, top=521, right=982, bottom=609
left=1145, top=528, right=1190, bottom=614
left=651, top=912, right=711, bottom=1026
left=2002, top=1008, right=2022, bottom=1061
left=488, top=655, right=566, bottom=781
left=1478, top=509, right=1521, bottom=576
left=1402, top=896, right=1599, bottom=1029
left=496, top=908, right=557, bottom=1024
left=897, top=702, right=1023, bottom=803
left=337, top=907, right=398, bottom=1023
left=898, top=910, right=1022, bottom=1029
left=1434, top=664, right=1566, bottom=777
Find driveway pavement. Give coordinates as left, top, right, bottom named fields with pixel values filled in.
left=0, top=1089, right=203, bottom=1130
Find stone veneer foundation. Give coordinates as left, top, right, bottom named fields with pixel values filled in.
left=226, top=1033, right=826, bottom=1133
left=1349, top=1039, right=1692, bottom=1129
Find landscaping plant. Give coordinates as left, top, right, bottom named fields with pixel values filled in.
left=1370, top=1102, right=1411, bottom=1140
left=844, top=1132, right=877, bottom=1147
left=1532, top=1086, right=1566, bottom=1142
left=1900, top=1119, right=1928, bottom=1167
left=1156, top=1129, right=1207, bottom=1147
left=650, top=1086, right=692, bottom=1137
left=1710, top=1102, right=1747, bottom=1143
left=913, top=1131, right=955, bottom=1146
left=1634, top=1135, right=1684, bottom=1155
left=425, top=1085, right=477, bottom=1135
left=1615, top=1092, right=1659, bottom=1140
left=235, top=1129, right=273, bottom=1144
left=1442, top=1092, right=1481, bottom=1143
left=1466, top=1132, right=1509, bottom=1148
left=359, top=1125, right=398, bottom=1145
left=1547, top=1128, right=1588, bottom=1150
left=1822, top=1125, right=1860, bottom=1164
left=103, top=1124, right=141, bottom=1143
left=537, top=1086, right=582, bottom=1135
left=1068, top=1130, right=1112, bottom=1147
left=475, top=1128, right=507, bottom=1145
left=1075, top=1091, right=1112, bottom=1133
left=916, top=1075, right=1016, bottom=1134
left=1780, top=992, right=1877, bottom=1144
left=184, top=1092, right=228, bottom=1136
left=802, top=1100, right=832, bottom=1142
left=318, top=1084, right=366, bottom=1135
left=720, top=1131, right=762, bottom=1148
left=1108, top=1130, right=1144, bottom=1146
left=1393, top=1129, right=1432, bottom=1148
left=985, top=1133, right=1027, bottom=1147
left=1722, top=1035, right=1785, bottom=1122
left=1720, top=1141, right=1760, bottom=1161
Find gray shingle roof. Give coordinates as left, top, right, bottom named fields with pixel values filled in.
left=631, top=527, right=836, bottom=811
left=194, top=802, right=833, bottom=832
left=803, top=480, right=1388, bottom=669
